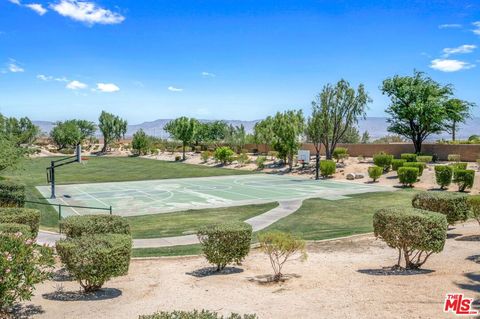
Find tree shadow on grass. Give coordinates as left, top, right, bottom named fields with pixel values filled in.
left=42, top=288, right=122, bottom=302
left=10, top=304, right=44, bottom=319
left=357, top=267, right=434, bottom=276
left=456, top=235, right=480, bottom=242
left=186, top=266, right=244, bottom=278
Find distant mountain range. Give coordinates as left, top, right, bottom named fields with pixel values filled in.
left=33, top=117, right=480, bottom=141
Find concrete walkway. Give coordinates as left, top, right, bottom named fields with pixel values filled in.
left=37, top=199, right=303, bottom=249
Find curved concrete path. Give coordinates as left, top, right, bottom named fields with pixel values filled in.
left=37, top=199, right=303, bottom=249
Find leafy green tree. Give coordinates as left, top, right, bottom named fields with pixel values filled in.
left=50, top=120, right=95, bottom=150
left=131, top=129, right=151, bottom=155
left=0, top=137, right=23, bottom=173
left=312, top=79, right=370, bottom=159
left=98, top=111, right=128, bottom=153
left=381, top=71, right=452, bottom=153
left=338, top=125, right=361, bottom=143
left=225, top=124, right=246, bottom=153
left=361, top=131, right=370, bottom=144
left=253, top=117, right=275, bottom=150
left=195, top=121, right=228, bottom=147
left=164, top=117, right=198, bottom=160
left=445, top=98, right=474, bottom=141
left=271, top=110, right=305, bottom=169
left=0, top=114, right=39, bottom=145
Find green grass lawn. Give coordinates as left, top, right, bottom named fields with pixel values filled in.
left=1, top=156, right=252, bottom=230
left=127, top=202, right=277, bottom=239
left=132, top=244, right=203, bottom=258
left=260, top=189, right=420, bottom=240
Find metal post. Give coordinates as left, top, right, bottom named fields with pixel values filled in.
left=58, top=204, right=62, bottom=233
left=50, top=161, right=56, bottom=199
left=109, top=206, right=112, bottom=215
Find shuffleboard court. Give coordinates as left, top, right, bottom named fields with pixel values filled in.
left=36, top=174, right=394, bottom=217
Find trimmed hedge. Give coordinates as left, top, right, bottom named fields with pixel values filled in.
left=417, top=155, right=433, bottom=163
left=412, top=192, right=469, bottom=225
left=139, top=310, right=258, bottom=319
left=0, top=208, right=40, bottom=237
left=0, top=181, right=26, bottom=207
left=391, top=159, right=406, bottom=171
left=453, top=169, right=475, bottom=192
left=403, top=162, right=425, bottom=176
left=368, top=166, right=383, bottom=182
left=434, top=165, right=453, bottom=189
left=400, top=153, right=417, bottom=162
left=320, top=160, right=336, bottom=178
left=197, top=222, right=252, bottom=271
left=56, top=234, right=132, bottom=292
left=60, top=215, right=130, bottom=238
left=448, top=154, right=461, bottom=162
left=373, top=207, right=447, bottom=269
left=373, top=152, right=393, bottom=172
left=0, top=222, right=32, bottom=238
left=398, top=167, right=419, bottom=187
left=450, top=162, right=468, bottom=171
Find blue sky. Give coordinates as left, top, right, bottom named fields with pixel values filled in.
left=1, top=0, right=479, bottom=124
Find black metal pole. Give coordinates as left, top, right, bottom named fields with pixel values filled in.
left=50, top=161, right=56, bottom=199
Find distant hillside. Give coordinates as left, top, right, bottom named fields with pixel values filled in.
left=34, top=117, right=480, bottom=141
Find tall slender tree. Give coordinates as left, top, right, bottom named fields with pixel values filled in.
left=271, top=110, right=305, bottom=169
left=445, top=98, right=474, bottom=141
left=312, top=79, right=370, bottom=159
left=305, top=107, right=324, bottom=180
left=164, top=117, right=198, bottom=160
left=98, top=111, right=127, bottom=153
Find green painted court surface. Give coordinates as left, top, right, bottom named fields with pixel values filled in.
left=36, top=174, right=393, bottom=217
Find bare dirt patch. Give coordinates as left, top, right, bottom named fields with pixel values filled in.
left=22, top=221, right=480, bottom=319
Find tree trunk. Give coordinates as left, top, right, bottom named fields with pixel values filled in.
left=315, top=152, right=320, bottom=180
left=452, top=121, right=456, bottom=141
left=102, top=141, right=108, bottom=153
left=182, top=143, right=186, bottom=160
left=325, top=144, right=332, bottom=160
left=413, top=137, right=422, bottom=154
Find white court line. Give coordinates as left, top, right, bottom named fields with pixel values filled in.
left=178, top=180, right=264, bottom=200
left=75, top=187, right=111, bottom=208
left=58, top=197, right=81, bottom=216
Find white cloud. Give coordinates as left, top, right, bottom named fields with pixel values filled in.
left=8, top=0, right=21, bottom=5
left=66, top=80, right=87, bottom=90
left=168, top=86, right=183, bottom=92
left=201, top=71, right=216, bottom=78
left=96, top=82, right=119, bottom=92
left=474, top=21, right=480, bottom=35
left=50, top=0, right=125, bottom=25
left=442, top=44, right=476, bottom=57
left=25, top=3, right=47, bottom=15
left=430, top=59, right=475, bottom=72
left=438, top=24, right=462, bottom=29
left=8, top=60, right=24, bottom=73
left=37, top=74, right=69, bottom=82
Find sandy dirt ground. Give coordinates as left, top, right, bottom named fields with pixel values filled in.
left=17, top=221, right=479, bottom=319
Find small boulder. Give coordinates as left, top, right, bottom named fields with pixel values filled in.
left=346, top=173, right=356, bottom=180
left=354, top=173, right=365, bottom=179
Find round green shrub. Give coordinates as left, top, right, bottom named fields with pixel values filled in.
left=434, top=165, right=453, bottom=189
left=0, top=223, right=32, bottom=238
left=412, top=192, right=470, bottom=225
left=0, top=181, right=26, bottom=208
left=320, top=160, right=336, bottom=178
left=398, top=167, right=419, bottom=187
left=391, top=159, right=406, bottom=171
left=56, top=234, right=132, bottom=292
left=214, top=146, right=235, bottom=165
left=373, top=207, right=447, bottom=269
left=453, top=169, right=475, bottom=192
left=373, top=152, right=393, bottom=172
left=467, top=195, right=480, bottom=226
left=450, top=162, right=468, bottom=171
left=197, top=221, right=252, bottom=271
left=139, top=310, right=258, bottom=319
left=333, top=147, right=348, bottom=162
left=368, top=166, right=383, bottom=182
left=403, top=162, right=425, bottom=176
left=417, top=155, right=433, bottom=163
left=400, top=153, right=417, bottom=162
left=60, top=215, right=130, bottom=239
left=0, top=208, right=40, bottom=238
left=448, top=154, right=461, bottom=162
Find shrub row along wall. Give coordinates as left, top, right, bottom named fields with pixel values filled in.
left=245, top=143, right=480, bottom=162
